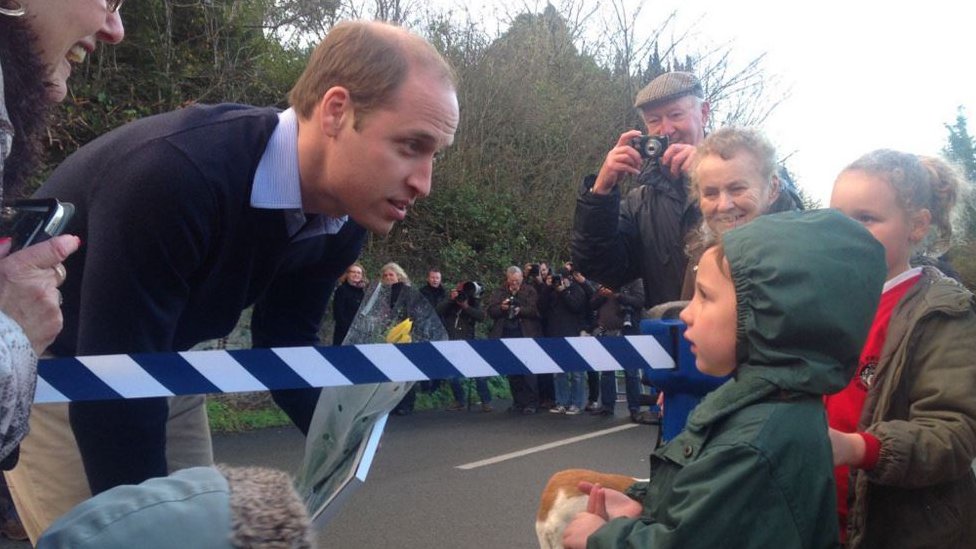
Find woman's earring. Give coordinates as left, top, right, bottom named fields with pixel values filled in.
left=0, top=1, right=25, bottom=17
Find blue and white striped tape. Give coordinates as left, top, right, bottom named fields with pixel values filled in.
left=35, top=335, right=675, bottom=403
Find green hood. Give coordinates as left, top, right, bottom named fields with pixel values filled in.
left=723, top=209, right=886, bottom=395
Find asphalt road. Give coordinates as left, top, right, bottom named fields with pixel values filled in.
left=0, top=399, right=657, bottom=548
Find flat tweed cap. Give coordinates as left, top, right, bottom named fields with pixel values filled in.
left=634, top=71, right=704, bottom=109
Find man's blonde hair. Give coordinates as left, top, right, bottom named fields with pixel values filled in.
left=288, top=20, right=457, bottom=127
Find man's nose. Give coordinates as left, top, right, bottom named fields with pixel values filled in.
left=99, top=10, right=126, bottom=44
left=407, top=161, right=433, bottom=198
left=657, top=118, right=674, bottom=137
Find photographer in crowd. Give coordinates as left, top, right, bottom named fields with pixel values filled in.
left=437, top=280, right=492, bottom=412
left=571, top=71, right=708, bottom=309
left=523, top=261, right=555, bottom=408
left=487, top=266, right=542, bottom=414
left=589, top=279, right=658, bottom=424
left=540, top=267, right=587, bottom=415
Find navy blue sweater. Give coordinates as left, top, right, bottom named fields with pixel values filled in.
left=35, top=104, right=366, bottom=492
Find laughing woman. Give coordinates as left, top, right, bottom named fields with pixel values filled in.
left=0, top=0, right=123, bottom=540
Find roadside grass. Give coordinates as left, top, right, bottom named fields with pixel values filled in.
left=207, top=377, right=512, bottom=433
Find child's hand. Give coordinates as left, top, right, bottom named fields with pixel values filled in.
left=578, top=481, right=643, bottom=519
left=828, top=427, right=866, bottom=466
left=562, top=512, right=606, bottom=549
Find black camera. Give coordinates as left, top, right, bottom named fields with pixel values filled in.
left=621, top=305, right=636, bottom=329
left=506, top=294, right=520, bottom=320
left=550, top=274, right=562, bottom=286
left=455, top=281, right=483, bottom=303
left=527, top=263, right=541, bottom=278
left=630, top=134, right=670, bottom=160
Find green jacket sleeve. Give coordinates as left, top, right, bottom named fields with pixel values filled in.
left=587, top=444, right=805, bottom=549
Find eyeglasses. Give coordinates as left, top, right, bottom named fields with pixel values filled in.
left=107, top=0, right=124, bottom=13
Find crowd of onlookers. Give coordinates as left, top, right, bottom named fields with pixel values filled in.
left=329, top=261, right=659, bottom=423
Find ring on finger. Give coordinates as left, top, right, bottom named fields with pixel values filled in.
left=53, top=263, right=67, bottom=284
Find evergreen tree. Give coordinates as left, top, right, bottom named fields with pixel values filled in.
left=943, top=106, right=976, bottom=241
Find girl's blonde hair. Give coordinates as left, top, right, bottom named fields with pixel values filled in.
left=841, top=149, right=965, bottom=255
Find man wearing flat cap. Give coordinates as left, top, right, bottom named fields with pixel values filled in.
left=571, top=71, right=708, bottom=309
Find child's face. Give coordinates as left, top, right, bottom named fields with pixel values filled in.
left=680, top=248, right=738, bottom=377
left=830, top=170, right=931, bottom=281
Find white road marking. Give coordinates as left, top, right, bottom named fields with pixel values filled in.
left=455, top=424, right=640, bottom=470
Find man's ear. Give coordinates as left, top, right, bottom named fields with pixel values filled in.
left=318, top=86, right=353, bottom=137
left=700, top=101, right=711, bottom=126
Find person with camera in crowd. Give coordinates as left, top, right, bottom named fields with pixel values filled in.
left=437, top=280, right=492, bottom=412
left=571, top=71, right=708, bottom=310
left=523, top=261, right=555, bottom=408
left=562, top=263, right=604, bottom=413
left=540, top=266, right=588, bottom=415
left=589, top=278, right=659, bottom=424
left=488, top=266, right=542, bottom=414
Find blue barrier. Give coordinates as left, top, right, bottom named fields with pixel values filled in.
left=641, top=319, right=728, bottom=442
left=34, top=335, right=677, bottom=404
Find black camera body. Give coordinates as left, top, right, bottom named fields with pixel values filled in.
left=630, top=134, right=670, bottom=161
left=621, top=305, right=636, bottom=329
left=455, top=281, right=483, bottom=303
left=550, top=274, right=562, bottom=287
left=527, top=263, right=541, bottom=278
left=506, top=294, right=520, bottom=320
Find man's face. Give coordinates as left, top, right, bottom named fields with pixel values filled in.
left=506, top=272, right=523, bottom=293
left=696, top=151, right=778, bottom=235
left=639, top=95, right=708, bottom=146
left=307, top=68, right=459, bottom=234
left=539, top=263, right=550, bottom=278
left=680, top=248, right=737, bottom=377
left=427, top=271, right=442, bottom=288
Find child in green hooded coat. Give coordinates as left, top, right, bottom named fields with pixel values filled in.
left=564, top=209, right=886, bottom=548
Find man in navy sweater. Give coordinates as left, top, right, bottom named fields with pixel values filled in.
left=6, top=20, right=459, bottom=541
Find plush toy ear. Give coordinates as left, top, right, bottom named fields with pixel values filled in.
left=318, top=86, right=353, bottom=137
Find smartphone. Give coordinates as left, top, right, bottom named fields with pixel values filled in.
left=0, top=198, right=75, bottom=252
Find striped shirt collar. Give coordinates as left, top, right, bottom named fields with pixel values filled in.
left=250, top=108, right=347, bottom=239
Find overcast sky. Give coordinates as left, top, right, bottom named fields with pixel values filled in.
left=437, top=0, right=975, bottom=205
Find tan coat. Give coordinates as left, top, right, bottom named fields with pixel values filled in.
left=847, top=268, right=976, bottom=548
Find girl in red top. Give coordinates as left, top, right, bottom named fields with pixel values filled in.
left=827, top=149, right=976, bottom=548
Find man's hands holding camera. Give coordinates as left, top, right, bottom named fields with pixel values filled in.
left=450, top=288, right=469, bottom=309
left=592, top=130, right=644, bottom=194
left=591, top=130, right=696, bottom=194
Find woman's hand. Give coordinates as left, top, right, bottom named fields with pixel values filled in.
left=0, top=235, right=81, bottom=355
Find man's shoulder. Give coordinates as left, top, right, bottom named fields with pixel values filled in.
left=135, top=103, right=280, bottom=141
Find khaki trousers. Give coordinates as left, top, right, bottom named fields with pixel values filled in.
left=3, top=395, right=213, bottom=543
